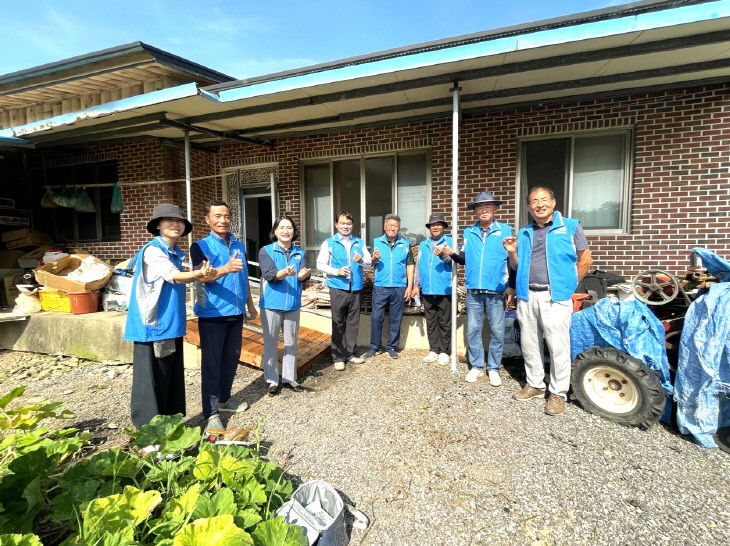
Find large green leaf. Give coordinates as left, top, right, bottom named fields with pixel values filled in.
left=0, top=533, right=43, bottom=546
left=235, top=476, right=268, bottom=508
left=0, top=386, right=26, bottom=410
left=251, top=518, right=307, bottom=546
left=171, top=515, right=252, bottom=546
left=235, top=509, right=263, bottom=531
left=81, top=485, right=161, bottom=535
left=52, top=479, right=101, bottom=521
left=132, top=415, right=200, bottom=454
left=164, top=483, right=201, bottom=520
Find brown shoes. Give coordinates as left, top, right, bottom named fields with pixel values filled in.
left=513, top=385, right=545, bottom=401
left=545, top=394, right=566, bottom=416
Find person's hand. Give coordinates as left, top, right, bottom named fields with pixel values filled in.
left=353, top=251, right=362, bottom=263
left=247, top=300, right=258, bottom=319
left=503, top=287, right=515, bottom=308
left=433, top=245, right=444, bottom=256
left=277, top=265, right=296, bottom=279
left=197, top=260, right=214, bottom=281
left=503, top=236, right=517, bottom=253
left=404, top=286, right=413, bottom=301
left=372, top=248, right=381, bottom=261
left=442, top=244, right=454, bottom=256
left=337, top=266, right=351, bottom=277
left=226, top=250, right=243, bottom=273
left=297, top=267, right=311, bottom=281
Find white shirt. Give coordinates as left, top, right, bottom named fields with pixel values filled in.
left=316, top=234, right=372, bottom=275
left=142, top=245, right=179, bottom=283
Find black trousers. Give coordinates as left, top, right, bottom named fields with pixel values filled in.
left=330, top=288, right=362, bottom=362
left=199, top=315, right=244, bottom=418
left=422, top=294, right=452, bottom=354
left=131, top=338, right=186, bottom=429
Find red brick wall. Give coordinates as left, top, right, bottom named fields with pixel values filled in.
left=215, top=83, right=730, bottom=278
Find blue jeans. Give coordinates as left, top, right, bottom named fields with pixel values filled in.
left=370, top=286, right=406, bottom=351
left=466, top=291, right=505, bottom=371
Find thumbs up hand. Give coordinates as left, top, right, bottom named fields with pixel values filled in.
left=226, top=249, right=244, bottom=273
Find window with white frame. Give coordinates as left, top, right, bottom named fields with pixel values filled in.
left=519, top=131, right=631, bottom=231
left=302, top=151, right=430, bottom=267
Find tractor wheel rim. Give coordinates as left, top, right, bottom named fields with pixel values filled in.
left=582, top=365, right=640, bottom=414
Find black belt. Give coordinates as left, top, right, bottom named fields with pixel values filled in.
left=528, top=284, right=549, bottom=292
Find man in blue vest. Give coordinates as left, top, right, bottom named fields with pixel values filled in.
left=503, top=186, right=592, bottom=416
left=364, top=214, right=415, bottom=360
left=414, top=213, right=453, bottom=365
left=445, top=191, right=514, bottom=386
left=316, top=211, right=372, bottom=371
left=191, top=200, right=258, bottom=432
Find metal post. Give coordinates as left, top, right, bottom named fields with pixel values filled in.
left=184, top=130, right=194, bottom=306
left=450, top=81, right=461, bottom=374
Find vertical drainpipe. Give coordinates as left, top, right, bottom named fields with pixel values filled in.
left=450, top=81, right=461, bottom=374
left=184, top=130, right=194, bottom=307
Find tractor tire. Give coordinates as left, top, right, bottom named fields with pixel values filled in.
left=571, top=347, right=667, bottom=430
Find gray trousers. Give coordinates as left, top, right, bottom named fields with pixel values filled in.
left=261, top=307, right=300, bottom=385
left=516, top=290, right=573, bottom=398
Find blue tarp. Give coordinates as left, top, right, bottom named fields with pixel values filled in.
left=693, top=247, right=730, bottom=281
left=570, top=298, right=673, bottom=395
left=674, top=281, right=730, bottom=448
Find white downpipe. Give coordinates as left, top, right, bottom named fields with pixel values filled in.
left=450, top=82, right=461, bottom=374
left=184, top=130, right=194, bottom=306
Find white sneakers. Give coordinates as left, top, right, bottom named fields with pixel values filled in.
left=423, top=351, right=438, bottom=363
left=334, top=361, right=345, bottom=371
left=465, top=368, right=484, bottom=383
left=437, top=353, right=449, bottom=365
left=488, top=369, right=502, bottom=387
left=425, top=352, right=450, bottom=365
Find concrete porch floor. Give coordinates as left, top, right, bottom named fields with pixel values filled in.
left=0, top=306, right=473, bottom=363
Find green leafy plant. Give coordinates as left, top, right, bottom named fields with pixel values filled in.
left=0, top=388, right=307, bottom=545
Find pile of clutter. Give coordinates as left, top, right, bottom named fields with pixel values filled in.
left=0, top=227, right=124, bottom=316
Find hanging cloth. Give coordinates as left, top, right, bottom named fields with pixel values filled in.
left=111, top=182, right=125, bottom=213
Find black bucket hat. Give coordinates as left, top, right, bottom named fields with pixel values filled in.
left=467, top=191, right=503, bottom=210
left=425, top=212, right=449, bottom=229
left=146, top=203, right=193, bottom=237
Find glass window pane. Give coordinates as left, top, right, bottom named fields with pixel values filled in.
left=333, top=160, right=361, bottom=237
left=572, top=134, right=625, bottom=229
left=521, top=139, right=568, bottom=218
left=396, top=153, right=428, bottom=245
left=364, top=157, right=393, bottom=244
left=303, top=164, right=331, bottom=249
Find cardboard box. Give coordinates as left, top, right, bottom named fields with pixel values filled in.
left=1, top=229, right=53, bottom=249
left=34, top=254, right=111, bottom=293
left=17, top=246, right=53, bottom=268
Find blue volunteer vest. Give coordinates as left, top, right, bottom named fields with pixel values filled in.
left=373, top=234, right=409, bottom=288
left=193, top=231, right=249, bottom=318
left=417, top=235, right=452, bottom=295
left=259, top=242, right=305, bottom=311
left=325, top=234, right=365, bottom=291
left=515, top=211, right=580, bottom=302
left=463, top=221, right=512, bottom=292
left=124, top=237, right=187, bottom=342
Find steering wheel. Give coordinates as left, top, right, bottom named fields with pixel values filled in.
left=631, top=270, right=679, bottom=305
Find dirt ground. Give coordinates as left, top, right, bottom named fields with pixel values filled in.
left=2, top=348, right=730, bottom=545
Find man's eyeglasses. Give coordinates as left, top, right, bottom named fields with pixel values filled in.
left=528, top=197, right=553, bottom=207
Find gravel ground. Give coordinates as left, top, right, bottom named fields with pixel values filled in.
left=2, top=348, right=729, bottom=545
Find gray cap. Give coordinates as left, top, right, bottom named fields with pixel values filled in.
left=467, top=191, right=503, bottom=210
left=425, top=212, right=449, bottom=228
left=146, top=203, right=193, bottom=237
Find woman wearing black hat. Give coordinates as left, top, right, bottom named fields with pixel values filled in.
left=124, top=203, right=213, bottom=429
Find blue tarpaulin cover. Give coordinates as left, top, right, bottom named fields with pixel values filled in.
left=674, top=281, right=730, bottom=448
left=570, top=298, right=673, bottom=395
left=692, top=247, right=730, bottom=281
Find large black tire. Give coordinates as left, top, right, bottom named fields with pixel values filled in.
left=571, top=347, right=667, bottom=430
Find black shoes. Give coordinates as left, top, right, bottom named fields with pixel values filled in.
left=268, top=383, right=281, bottom=396
left=285, top=382, right=304, bottom=392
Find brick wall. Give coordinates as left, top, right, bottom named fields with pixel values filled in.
left=215, top=83, right=730, bottom=278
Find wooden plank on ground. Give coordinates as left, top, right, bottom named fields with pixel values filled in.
left=185, top=317, right=330, bottom=378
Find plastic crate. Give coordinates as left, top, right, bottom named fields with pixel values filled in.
left=38, top=288, right=71, bottom=312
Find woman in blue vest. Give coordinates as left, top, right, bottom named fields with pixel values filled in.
left=258, top=215, right=311, bottom=395
left=124, top=203, right=212, bottom=429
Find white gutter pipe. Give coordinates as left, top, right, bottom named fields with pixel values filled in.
left=184, top=130, right=194, bottom=305
left=450, top=81, right=461, bottom=375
